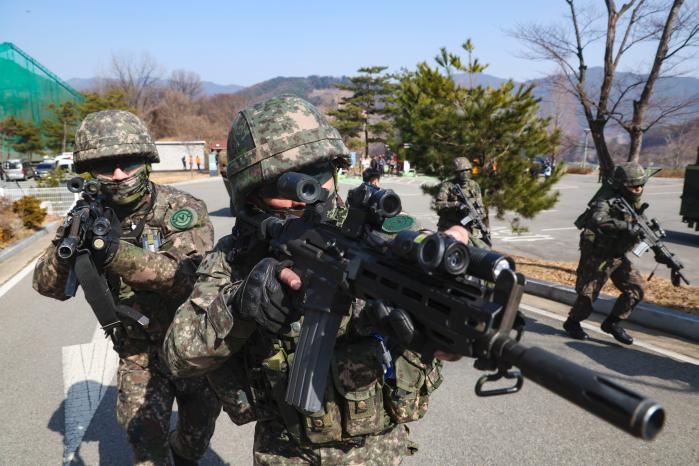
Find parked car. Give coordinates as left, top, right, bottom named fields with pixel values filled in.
left=35, top=161, right=57, bottom=179
left=3, top=159, right=36, bottom=181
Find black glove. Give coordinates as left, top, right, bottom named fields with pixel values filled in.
left=230, top=257, right=298, bottom=334
left=364, top=300, right=418, bottom=348
left=626, top=221, right=642, bottom=239
left=89, top=209, right=121, bottom=269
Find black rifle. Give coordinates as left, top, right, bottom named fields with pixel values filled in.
left=59, top=177, right=149, bottom=348
left=234, top=172, right=664, bottom=440
left=611, top=196, right=689, bottom=286
left=450, top=183, right=491, bottom=246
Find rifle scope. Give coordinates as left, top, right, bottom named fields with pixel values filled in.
left=347, top=183, right=402, bottom=228
left=277, top=172, right=322, bottom=204
left=67, top=177, right=85, bottom=193
left=391, top=231, right=470, bottom=276
left=466, top=247, right=514, bottom=281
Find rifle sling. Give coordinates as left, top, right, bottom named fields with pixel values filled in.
left=74, top=252, right=122, bottom=332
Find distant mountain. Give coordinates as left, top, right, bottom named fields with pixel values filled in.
left=452, top=72, right=509, bottom=88
left=235, top=75, right=350, bottom=105
left=67, top=77, right=244, bottom=96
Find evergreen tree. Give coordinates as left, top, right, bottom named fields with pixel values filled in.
left=43, top=101, right=80, bottom=153
left=329, top=66, right=394, bottom=159
left=0, top=116, right=43, bottom=159
left=391, top=41, right=563, bottom=219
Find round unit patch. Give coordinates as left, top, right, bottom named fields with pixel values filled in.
left=170, top=207, right=198, bottom=230
left=382, top=214, right=416, bottom=233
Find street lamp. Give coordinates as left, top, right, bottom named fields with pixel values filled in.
left=582, top=128, right=591, bottom=169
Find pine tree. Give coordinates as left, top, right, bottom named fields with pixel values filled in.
left=43, top=101, right=80, bottom=153
left=0, top=116, right=43, bottom=159
left=329, top=66, right=395, bottom=159
left=391, top=41, right=563, bottom=219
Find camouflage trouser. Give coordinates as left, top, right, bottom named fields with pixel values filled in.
left=116, top=348, right=222, bottom=466
left=253, top=420, right=416, bottom=466
left=568, top=247, right=644, bottom=323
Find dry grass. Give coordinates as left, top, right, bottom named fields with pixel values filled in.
left=652, top=168, right=685, bottom=178
left=566, top=166, right=594, bottom=175
left=0, top=215, right=61, bottom=249
left=150, top=171, right=215, bottom=185
left=512, top=254, right=699, bottom=316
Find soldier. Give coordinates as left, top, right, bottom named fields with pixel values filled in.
left=434, top=157, right=488, bottom=246
left=33, top=110, right=221, bottom=466
left=163, top=95, right=467, bottom=465
left=563, top=162, right=650, bottom=345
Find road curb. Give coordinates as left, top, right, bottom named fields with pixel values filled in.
left=524, top=277, right=699, bottom=342
left=0, top=221, right=58, bottom=264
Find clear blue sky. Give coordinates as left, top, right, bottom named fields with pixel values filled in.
left=2, top=0, right=697, bottom=86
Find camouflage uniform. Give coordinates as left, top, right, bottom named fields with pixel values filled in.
left=565, top=163, right=648, bottom=343
left=33, top=110, right=221, bottom=466
left=163, top=96, right=442, bottom=465
left=434, top=158, right=487, bottom=247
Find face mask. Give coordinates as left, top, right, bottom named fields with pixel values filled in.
left=99, top=166, right=150, bottom=206
left=457, top=171, right=470, bottom=184
left=622, top=185, right=643, bottom=204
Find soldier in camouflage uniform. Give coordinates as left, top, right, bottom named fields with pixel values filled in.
left=434, top=157, right=488, bottom=247
left=563, top=162, right=650, bottom=345
left=33, top=110, right=221, bottom=466
left=163, top=96, right=467, bottom=465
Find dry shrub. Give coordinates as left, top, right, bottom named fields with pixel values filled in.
left=12, top=195, right=47, bottom=229
left=566, top=166, right=594, bottom=175
left=0, top=197, right=23, bottom=243
left=652, top=168, right=685, bottom=178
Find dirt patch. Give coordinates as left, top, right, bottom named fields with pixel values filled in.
left=150, top=171, right=215, bottom=185
left=512, top=254, right=699, bottom=316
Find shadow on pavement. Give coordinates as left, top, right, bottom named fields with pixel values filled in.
left=566, top=340, right=699, bottom=392
left=48, top=381, right=229, bottom=465
left=523, top=316, right=699, bottom=392
left=664, top=229, right=699, bottom=247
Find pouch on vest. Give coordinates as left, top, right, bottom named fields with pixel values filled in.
left=385, top=351, right=443, bottom=424
left=330, top=338, right=385, bottom=437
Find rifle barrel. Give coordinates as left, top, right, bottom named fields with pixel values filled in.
left=500, top=339, right=664, bottom=440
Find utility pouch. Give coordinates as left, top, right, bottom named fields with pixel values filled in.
left=574, top=208, right=592, bottom=230
left=385, top=351, right=443, bottom=424
left=331, top=339, right=385, bottom=437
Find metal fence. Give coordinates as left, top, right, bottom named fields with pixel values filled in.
left=0, top=186, right=79, bottom=215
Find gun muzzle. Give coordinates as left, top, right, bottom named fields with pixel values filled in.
left=57, top=237, right=79, bottom=260
left=67, top=177, right=85, bottom=193
left=466, top=247, right=514, bottom=281
left=500, top=341, right=665, bottom=440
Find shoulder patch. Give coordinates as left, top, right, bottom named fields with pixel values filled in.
left=382, top=214, right=416, bottom=233
left=170, top=207, right=198, bottom=230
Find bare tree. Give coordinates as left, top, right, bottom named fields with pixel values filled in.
left=514, top=0, right=699, bottom=178
left=110, top=52, right=163, bottom=112
left=169, top=69, right=203, bottom=100
left=663, top=119, right=699, bottom=168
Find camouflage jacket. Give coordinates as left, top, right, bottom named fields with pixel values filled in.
left=577, top=192, right=641, bottom=257
left=163, top=207, right=443, bottom=446
left=434, top=178, right=484, bottom=233
left=33, top=183, right=214, bottom=344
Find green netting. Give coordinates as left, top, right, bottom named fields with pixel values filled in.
left=0, top=42, right=83, bottom=125
left=0, top=42, right=84, bottom=160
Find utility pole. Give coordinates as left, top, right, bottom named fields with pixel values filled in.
left=582, top=128, right=591, bottom=169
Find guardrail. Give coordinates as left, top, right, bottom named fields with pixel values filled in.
left=0, top=186, right=79, bottom=215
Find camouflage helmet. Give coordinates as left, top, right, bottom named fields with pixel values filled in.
left=453, top=157, right=472, bottom=172
left=612, top=162, right=647, bottom=188
left=226, top=95, right=350, bottom=213
left=73, top=110, right=159, bottom=173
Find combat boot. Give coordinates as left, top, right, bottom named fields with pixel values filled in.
left=563, top=318, right=589, bottom=340
left=601, top=317, right=633, bottom=345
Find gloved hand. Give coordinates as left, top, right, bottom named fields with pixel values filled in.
left=626, top=221, right=643, bottom=239
left=229, top=257, right=299, bottom=334
left=364, top=300, right=417, bottom=348
left=89, top=208, right=121, bottom=269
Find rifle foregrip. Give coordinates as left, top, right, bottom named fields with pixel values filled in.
left=502, top=342, right=664, bottom=440
left=285, top=309, right=344, bottom=413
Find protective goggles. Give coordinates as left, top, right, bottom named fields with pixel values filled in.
left=90, top=159, right=146, bottom=178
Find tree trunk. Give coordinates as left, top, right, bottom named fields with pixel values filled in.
left=590, top=119, right=615, bottom=180
left=364, top=120, right=369, bottom=159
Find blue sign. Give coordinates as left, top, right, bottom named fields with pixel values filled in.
left=350, top=151, right=357, bottom=167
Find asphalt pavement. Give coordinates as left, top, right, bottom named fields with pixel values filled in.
left=0, top=175, right=697, bottom=465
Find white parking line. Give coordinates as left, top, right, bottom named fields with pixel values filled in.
left=541, top=227, right=578, bottom=232
left=0, top=259, right=37, bottom=299
left=520, top=303, right=699, bottom=366
left=643, top=191, right=682, bottom=196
